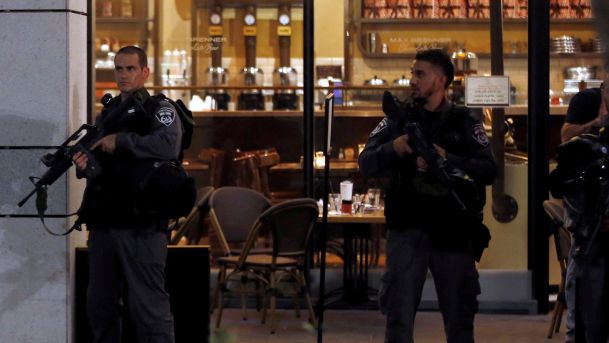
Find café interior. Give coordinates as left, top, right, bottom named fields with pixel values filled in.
left=86, top=0, right=607, bottom=341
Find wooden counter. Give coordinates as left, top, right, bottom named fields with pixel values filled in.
left=271, top=161, right=360, bottom=173
left=190, top=105, right=568, bottom=118
left=320, top=210, right=386, bottom=224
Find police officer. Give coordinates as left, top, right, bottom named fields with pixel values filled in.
left=559, top=76, right=609, bottom=343
left=359, top=49, right=496, bottom=343
left=73, top=46, right=180, bottom=343
left=551, top=133, right=609, bottom=343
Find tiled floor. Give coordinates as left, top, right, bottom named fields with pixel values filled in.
left=211, top=308, right=566, bottom=343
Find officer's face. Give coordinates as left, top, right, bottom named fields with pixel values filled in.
left=114, top=53, right=150, bottom=94
left=409, top=60, right=446, bottom=101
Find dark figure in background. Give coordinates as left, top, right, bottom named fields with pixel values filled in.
left=561, top=78, right=609, bottom=143
left=73, top=46, right=181, bottom=343
left=558, top=76, right=609, bottom=343
left=359, top=49, right=496, bottom=343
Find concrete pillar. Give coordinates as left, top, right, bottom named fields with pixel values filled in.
left=0, top=1, right=87, bottom=342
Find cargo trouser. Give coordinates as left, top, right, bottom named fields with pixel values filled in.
left=379, top=228, right=480, bottom=343
left=574, top=233, right=609, bottom=343
left=564, top=241, right=577, bottom=343
left=87, top=225, right=175, bottom=343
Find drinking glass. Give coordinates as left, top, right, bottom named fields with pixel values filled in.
left=329, top=193, right=341, bottom=213
left=367, top=188, right=381, bottom=208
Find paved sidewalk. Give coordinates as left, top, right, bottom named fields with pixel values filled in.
left=211, top=309, right=565, bottom=342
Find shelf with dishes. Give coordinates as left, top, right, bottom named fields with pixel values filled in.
left=354, top=12, right=601, bottom=59
left=94, top=84, right=568, bottom=117
left=359, top=51, right=603, bottom=59
left=95, top=84, right=410, bottom=112
left=357, top=18, right=596, bottom=25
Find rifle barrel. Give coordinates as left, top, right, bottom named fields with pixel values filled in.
left=18, top=188, right=38, bottom=207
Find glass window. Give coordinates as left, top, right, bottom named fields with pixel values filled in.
left=91, top=0, right=603, bottom=322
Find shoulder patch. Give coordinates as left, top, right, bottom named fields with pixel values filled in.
left=370, top=117, right=388, bottom=137
left=472, top=123, right=489, bottom=147
left=155, top=106, right=176, bottom=127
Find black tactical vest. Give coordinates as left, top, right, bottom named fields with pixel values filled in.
left=78, top=93, right=162, bottom=226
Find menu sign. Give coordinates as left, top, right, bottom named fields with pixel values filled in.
left=465, top=76, right=510, bottom=107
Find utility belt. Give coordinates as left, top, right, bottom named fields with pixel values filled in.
left=78, top=159, right=196, bottom=226
left=385, top=182, right=490, bottom=261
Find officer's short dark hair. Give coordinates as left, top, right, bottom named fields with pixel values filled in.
left=415, top=49, right=454, bottom=89
left=116, top=45, right=148, bottom=68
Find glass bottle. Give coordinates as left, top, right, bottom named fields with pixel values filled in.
left=101, top=0, right=112, bottom=17
left=121, top=0, right=133, bottom=17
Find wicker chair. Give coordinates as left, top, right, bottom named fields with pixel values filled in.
left=213, top=198, right=319, bottom=333
left=543, top=199, right=571, bottom=338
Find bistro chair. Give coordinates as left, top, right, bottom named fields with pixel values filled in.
left=543, top=199, right=571, bottom=338
left=231, top=148, right=277, bottom=192
left=208, top=187, right=272, bottom=322
left=213, top=198, right=319, bottom=334
left=169, top=186, right=214, bottom=245
left=232, top=154, right=263, bottom=192
left=233, top=148, right=299, bottom=202
left=197, top=148, right=225, bottom=188
left=253, top=150, right=281, bottom=200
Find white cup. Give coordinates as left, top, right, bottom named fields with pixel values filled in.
left=340, top=180, right=353, bottom=201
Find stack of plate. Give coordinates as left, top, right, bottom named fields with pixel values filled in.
left=551, top=35, right=581, bottom=54
left=591, top=37, right=604, bottom=53
left=564, top=79, right=602, bottom=95
left=564, top=66, right=597, bottom=80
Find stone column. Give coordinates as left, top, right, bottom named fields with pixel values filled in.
left=0, top=1, right=87, bottom=342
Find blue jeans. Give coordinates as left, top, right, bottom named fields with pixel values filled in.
left=564, top=241, right=576, bottom=343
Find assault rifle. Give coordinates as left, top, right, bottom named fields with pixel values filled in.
left=17, top=124, right=101, bottom=208
left=18, top=93, right=118, bottom=208
left=382, top=91, right=467, bottom=211
left=405, top=122, right=466, bottom=210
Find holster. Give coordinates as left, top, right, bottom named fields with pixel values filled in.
left=472, top=221, right=491, bottom=262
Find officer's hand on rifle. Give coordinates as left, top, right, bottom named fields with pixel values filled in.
left=433, top=144, right=446, bottom=159
left=72, top=151, right=88, bottom=171
left=393, top=134, right=414, bottom=157
left=416, top=157, right=428, bottom=172
left=415, top=144, right=446, bottom=172
left=91, top=134, right=118, bottom=154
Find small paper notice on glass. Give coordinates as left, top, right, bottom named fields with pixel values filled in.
left=465, top=76, right=510, bottom=108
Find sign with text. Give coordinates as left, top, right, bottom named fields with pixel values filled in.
left=465, top=76, right=511, bottom=107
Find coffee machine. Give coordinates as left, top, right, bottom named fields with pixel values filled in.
left=205, top=5, right=230, bottom=110
left=272, top=5, right=298, bottom=110
left=450, top=47, right=478, bottom=104
left=237, top=5, right=264, bottom=110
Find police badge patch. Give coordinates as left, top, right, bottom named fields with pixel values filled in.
left=370, top=118, right=388, bottom=137
left=155, top=107, right=176, bottom=126
left=472, top=123, right=489, bottom=147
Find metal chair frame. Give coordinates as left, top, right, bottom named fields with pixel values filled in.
left=544, top=199, right=571, bottom=339
left=213, top=198, right=319, bottom=334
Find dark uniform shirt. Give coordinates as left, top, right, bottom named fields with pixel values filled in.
left=79, top=88, right=182, bottom=226
left=359, top=100, right=496, bottom=246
